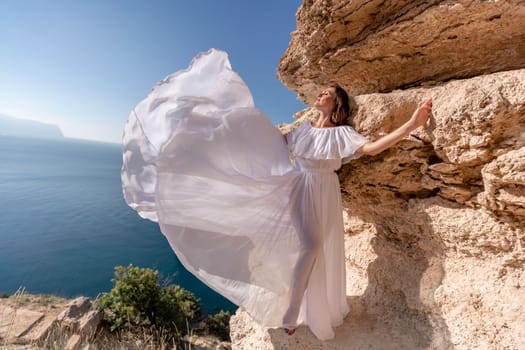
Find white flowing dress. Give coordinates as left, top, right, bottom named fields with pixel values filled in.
left=121, top=49, right=368, bottom=340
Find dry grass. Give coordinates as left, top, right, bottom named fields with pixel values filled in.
left=2, top=289, right=68, bottom=311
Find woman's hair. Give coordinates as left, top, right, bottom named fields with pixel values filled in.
left=329, top=83, right=352, bottom=126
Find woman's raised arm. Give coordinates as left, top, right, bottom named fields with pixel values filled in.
left=358, top=98, right=432, bottom=156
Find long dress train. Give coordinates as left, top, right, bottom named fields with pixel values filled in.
left=121, top=48, right=368, bottom=340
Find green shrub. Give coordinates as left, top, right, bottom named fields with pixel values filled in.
left=156, top=284, right=201, bottom=333
left=198, top=310, right=231, bottom=341
left=97, top=265, right=200, bottom=338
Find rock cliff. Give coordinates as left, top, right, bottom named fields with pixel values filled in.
left=0, top=114, right=64, bottom=140
left=231, top=1, right=525, bottom=349
left=278, top=0, right=525, bottom=100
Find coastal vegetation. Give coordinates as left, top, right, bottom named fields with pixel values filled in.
left=96, top=265, right=232, bottom=345
left=1, top=266, right=231, bottom=349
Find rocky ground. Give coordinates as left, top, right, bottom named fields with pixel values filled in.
left=0, top=291, right=230, bottom=350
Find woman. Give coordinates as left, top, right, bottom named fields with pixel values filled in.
left=281, top=84, right=431, bottom=337
left=121, top=49, right=432, bottom=340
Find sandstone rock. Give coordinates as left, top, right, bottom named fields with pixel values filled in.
left=78, top=309, right=101, bottom=340
left=231, top=298, right=442, bottom=350
left=23, top=315, right=57, bottom=344
left=338, top=69, right=525, bottom=213
left=479, top=147, right=525, bottom=216
left=0, top=307, right=44, bottom=341
left=232, top=66, right=524, bottom=350
left=335, top=69, right=524, bottom=349
left=279, top=0, right=525, bottom=101
left=57, top=297, right=92, bottom=330
left=64, top=333, right=81, bottom=350
left=230, top=309, right=273, bottom=350
left=184, top=335, right=232, bottom=350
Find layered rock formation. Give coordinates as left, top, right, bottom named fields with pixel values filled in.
left=231, top=1, right=525, bottom=349
left=278, top=0, right=525, bottom=100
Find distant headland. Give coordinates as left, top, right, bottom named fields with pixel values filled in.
left=0, top=114, right=64, bottom=140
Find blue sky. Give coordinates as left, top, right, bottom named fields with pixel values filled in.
left=0, top=1, right=305, bottom=143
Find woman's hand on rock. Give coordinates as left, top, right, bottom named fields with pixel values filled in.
left=409, top=98, right=432, bottom=130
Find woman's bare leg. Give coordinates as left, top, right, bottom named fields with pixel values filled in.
left=282, top=228, right=321, bottom=328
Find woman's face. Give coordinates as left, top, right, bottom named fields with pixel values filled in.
left=314, top=87, right=336, bottom=113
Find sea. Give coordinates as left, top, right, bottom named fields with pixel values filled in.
left=0, top=135, right=235, bottom=315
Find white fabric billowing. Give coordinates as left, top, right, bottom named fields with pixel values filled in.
left=121, top=48, right=368, bottom=340
left=121, top=49, right=257, bottom=221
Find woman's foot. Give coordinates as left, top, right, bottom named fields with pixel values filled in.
left=283, top=327, right=296, bottom=335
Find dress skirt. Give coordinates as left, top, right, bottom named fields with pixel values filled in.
left=121, top=49, right=367, bottom=340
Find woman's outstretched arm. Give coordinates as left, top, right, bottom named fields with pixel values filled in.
left=357, top=98, right=432, bottom=156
